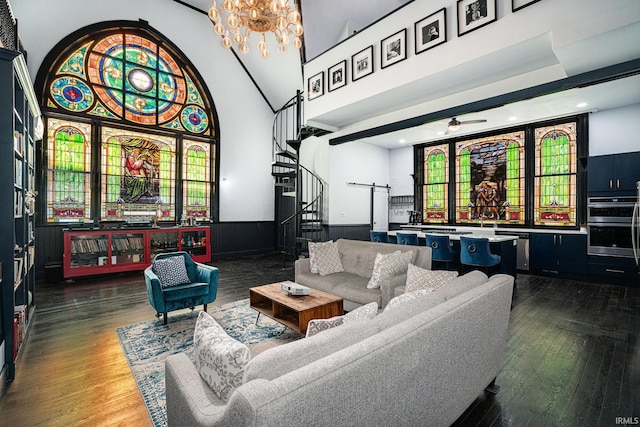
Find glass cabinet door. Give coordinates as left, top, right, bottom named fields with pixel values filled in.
left=69, top=234, right=109, bottom=269
left=149, top=231, right=179, bottom=260
left=179, top=229, right=208, bottom=258
left=111, top=232, right=145, bottom=265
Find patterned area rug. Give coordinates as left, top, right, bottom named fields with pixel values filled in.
left=116, top=298, right=301, bottom=427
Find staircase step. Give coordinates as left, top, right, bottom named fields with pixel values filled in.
left=275, top=182, right=296, bottom=188
left=272, top=161, right=296, bottom=169
left=275, top=150, right=297, bottom=161
left=272, top=171, right=297, bottom=178
left=286, top=139, right=301, bottom=151
left=282, top=191, right=296, bottom=197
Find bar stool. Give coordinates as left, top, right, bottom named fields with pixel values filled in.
left=396, top=232, right=419, bottom=246
left=369, top=230, right=389, bottom=243
left=459, top=236, right=501, bottom=275
left=424, top=233, right=456, bottom=271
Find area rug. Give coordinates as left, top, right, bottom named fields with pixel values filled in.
left=116, top=298, right=301, bottom=427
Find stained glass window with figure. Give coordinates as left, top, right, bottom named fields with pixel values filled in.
left=422, top=144, right=449, bottom=223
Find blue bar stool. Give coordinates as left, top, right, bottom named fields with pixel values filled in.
left=459, top=236, right=501, bottom=275
left=425, top=233, right=456, bottom=271
left=370, top=230, right=389, bottom=243
left=396, top=232, right=419, bottom=246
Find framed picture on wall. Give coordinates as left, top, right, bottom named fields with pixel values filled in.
left=351, top=45, right=374, bottom=82
left=380, top=29, right=407, bottom=69
left=457, top=0, right=497, bottom=37
left=328, top=60, right=347, bottom=92
left=307, top=71, right=324, bottom=101
left=512, top=0, right=541, bottom=12
left=415, top=8, right=447, bottom=55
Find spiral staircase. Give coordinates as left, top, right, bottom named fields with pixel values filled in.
left=272, top=91, right=329, bottom=258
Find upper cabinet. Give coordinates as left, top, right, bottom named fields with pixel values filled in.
left=588, top=152, right=640, bottom=196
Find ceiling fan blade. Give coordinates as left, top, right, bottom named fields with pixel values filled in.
left=459, top=119, right=487, bottom=124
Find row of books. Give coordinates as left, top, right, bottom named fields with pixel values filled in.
left=112, top=236, right=144, bottom=251
left=70, top=237, right=109, bottom=254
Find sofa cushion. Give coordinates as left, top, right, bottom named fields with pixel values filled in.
left=438, top=270, right=489, bottom=301
left=334, top=278, right=383, bottom=306
left=335, top=239, right=420, bottom=278
left=309, top=241, right=344, bottom=276
left=243, top=320, right=379, bottom=383
left=384, top=289, right=432, bottom=311
left=373, top=290, right=448, bottom=330
left=405, top=264, right=458, bottom=293
left=193, top=311, right=252, bottom=402
left=367, top=250, right=414, bottom=289
left=305, top=302, right=378, bottom=337
left=152, top=255, right=191, bottom=288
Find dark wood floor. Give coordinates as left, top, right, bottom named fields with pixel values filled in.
left=0, top=253, right=638, bottom=426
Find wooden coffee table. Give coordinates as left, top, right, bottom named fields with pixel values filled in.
left=249, top=281, right=343, bottom=335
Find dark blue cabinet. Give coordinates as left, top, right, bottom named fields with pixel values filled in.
left=588, top=152, right=640, bottom=196
left=530, top=233, right=587, bottom=274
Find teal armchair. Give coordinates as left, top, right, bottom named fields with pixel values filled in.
left=144, top=252, right=219, bottom=324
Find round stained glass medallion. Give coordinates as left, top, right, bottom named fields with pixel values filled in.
left=51, top=76, right=94, bottom=112
left=128, top=68, right=154, bottom=93
left=181, top=105, right=208, bottom=133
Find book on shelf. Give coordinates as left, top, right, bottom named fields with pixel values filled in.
left=14, top=257, right=23, bottom=287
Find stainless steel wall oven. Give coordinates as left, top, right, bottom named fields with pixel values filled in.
left=587, top=196, right=636, bottom=257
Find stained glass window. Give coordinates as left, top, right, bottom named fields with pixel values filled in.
left=100, top=127, right=177, bottom=221
left=46, top=118, right=93, bottom=222
left=455, top=132, right=526, bottom=225
left=41, top=24, right=217, bottom=223
left=422, top=144, right=449, bottom=223
left=534, top=122, right=577, bottom=226
left=183, top=139, right=211, bottom=219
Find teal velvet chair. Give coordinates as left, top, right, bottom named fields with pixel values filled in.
left=459, top=236, right=501, bottom=275
left=425, top=233, right=457, bottom=270
left=396, top=232, right=419, bottom=245
left=144, top=252, right=219, bottom=325
left=370, top=230, right=389, bottom=243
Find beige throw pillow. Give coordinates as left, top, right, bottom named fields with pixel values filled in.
left=405, top=263, right=458, bottom=293
left=309, top=240, right=344, bottom=276
left=305, top=302, right=378, bottom=338
left=367, top=250, right=414, bottom=289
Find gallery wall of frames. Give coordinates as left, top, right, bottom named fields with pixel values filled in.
left=306, top=0, right=543, bottom=101
left=415, top=114, right=587, bottom=228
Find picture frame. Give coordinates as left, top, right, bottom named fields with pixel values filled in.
left=512, top=0, right=541, bottom=12
left=328, top=60, right=347, bottom=92
left=414, top=8, right=447, bottom=55
left=380, top=29, right=407, bottom=69
left=351, top=45, right=374, bottom=82
left=307, top=71, right=324, bottom=101
left=457, top=0, right=497, bottom=37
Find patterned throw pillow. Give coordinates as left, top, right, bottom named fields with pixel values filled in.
left=305, top=302, right=378, bottom=338
left=405, top=263, right=459, bottom=293
left=367, top=250, right=414, bottom=289
left=384, top=289, right=432, bottom=311
left=309, top=241, right=344, bottom=276
left=152, top=255, right=191, bottom=288
left=193, top=311, right=252, bottom=402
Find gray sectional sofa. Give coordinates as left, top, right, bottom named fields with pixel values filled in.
left=165, top=270, right=515, bottom=426
left=295, top=238, right=432, bottom=311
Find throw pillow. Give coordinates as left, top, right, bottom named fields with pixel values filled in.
left=405, top=264, right=459, bottom=293
left=193, top=311, right=252, bottom=402
left=308, top=241, right=333, bottom=274
left=384, top=289, right=432, bottom=311
left=309, top=240, right=344, bottom=276
left=305, top=302, right=378, bottom=338
left=367, top=250, right=414, bottom=289
left=152, top=255, right=191, bottom=288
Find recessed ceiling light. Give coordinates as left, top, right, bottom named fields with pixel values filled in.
left=437, top=131, right=444, bottom=136
left=576, top=102, right=588, bottom=108
left=399, top=139, right=406, bottom=144
left=509, top=116, right=517, bottom=121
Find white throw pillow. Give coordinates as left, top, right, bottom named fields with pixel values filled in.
left=309, top=241, right=344, bottom=276
left=405, top=264, right=459, bottom=293
left=385, top=289, right=432, bottom=311
left=152, top=255, right=191, bottom=288
left=367, top=250, right=414, bottom=289
left=305, top=302, right=378, bottom=338
left=193, top=311, right=252, bottom=402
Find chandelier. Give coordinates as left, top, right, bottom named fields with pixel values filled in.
left=208, top=0, right=304, bottom=58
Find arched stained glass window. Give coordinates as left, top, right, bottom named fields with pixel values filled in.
left=455, top=132, right=525, bottom=225
left=534, top=122, right=577, bottom=226
left=422, top=144, right=448, bottom=223
left=46, top=118, right=93, bottom=221
left=39, top=22, right=218, bottom=223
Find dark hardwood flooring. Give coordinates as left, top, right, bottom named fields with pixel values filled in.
left=0, top=254, right=638, bottom=426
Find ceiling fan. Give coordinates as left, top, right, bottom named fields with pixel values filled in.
left=445, top=117, right=487, bottom=134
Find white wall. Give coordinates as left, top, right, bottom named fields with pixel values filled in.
left=589, top=103, right=640, bottom=156
left=12, top=0, right=276, bottom=222
left=389, top=146, right=414, bottom=224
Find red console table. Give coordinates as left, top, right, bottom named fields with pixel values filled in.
left=63, top=226, right=210, bottom=278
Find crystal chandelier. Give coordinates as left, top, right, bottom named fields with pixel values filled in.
left=208, top=0, right=304, bottom=58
